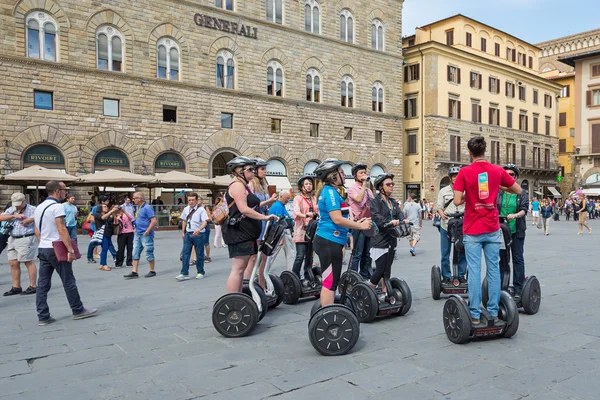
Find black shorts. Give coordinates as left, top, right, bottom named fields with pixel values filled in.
left=313, top=235, right=344, bottom=291
left=228, top=240, right=258, bottom=258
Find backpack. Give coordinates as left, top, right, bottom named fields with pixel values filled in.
left=304, top=217, right=319, bottom=243
left=447, top=218, right=464, bottom=253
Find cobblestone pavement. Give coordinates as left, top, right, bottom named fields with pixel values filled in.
left=0, top=217, right=598, bottom=399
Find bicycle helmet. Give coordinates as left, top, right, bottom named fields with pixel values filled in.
left=351, top=163, right=368, bottom=177
left=297, top=175, right=314, bottom=191
left=227, top=156, right=255, bottom=174
left=314, top=158, right=345, bottom=181
left=448, top=166, right=461, bottom=177
left=503, top=163, right=520, bottom=178
left=253, top=157, right=268, bottom=168
left=374, top=173, right=395, bottom=190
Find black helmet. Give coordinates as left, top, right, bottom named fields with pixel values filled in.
left=374, top=173, right=394, bottom=190
left=351, top=163, right=368, bottom=177
left=227, top=156, right=255, bottom=174
left=314, top=158, right=345, bottom=180
left=503, top=164, right=520, bottom=178
left=297, top=175, right=314, bottom=191
left=448, top=166, right=461, bottom=177
left=253, top=157, right=268, bottom=168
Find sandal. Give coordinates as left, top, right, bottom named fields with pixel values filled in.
left=99, top=265, right=112, bottom=271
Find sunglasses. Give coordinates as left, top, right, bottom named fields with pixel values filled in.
left=243, top=167, right=255, bottom=173
left=385, top=182, right=395, bottom=187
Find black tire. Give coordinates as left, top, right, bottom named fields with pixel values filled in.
left=280, top=271, right=302, bottom=305
left=212, top=293, right=258, bottom=338
left=242, top=282, right=268, bottom=322
left=338, top=270, right=363, bottom=295
left=310, top=299, right=322, bottom=318
left=481, top=278, right=489, bottom=307
left=500, top=291, right=519, bottom=338
left=308, top=305, right=360, bottom=356
left=521, top=276, right=541, bottom=315
left=269, top=274, right=285, bottom=309
left=310, top=294, right=354, bottom=319
left=431, top=265, right=442, bottom=300
left=390, top=277, right=412, bottom=316
left=443, top=296, right=472, bottom=344
left=349, top=282, right=379, bottom=323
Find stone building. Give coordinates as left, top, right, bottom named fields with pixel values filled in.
left=402, top=14, right=562, bottom=202
left=0, top=0, right=404, bottom=203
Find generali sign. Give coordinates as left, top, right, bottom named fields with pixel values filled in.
left=194, top=13, right=258, bottom=40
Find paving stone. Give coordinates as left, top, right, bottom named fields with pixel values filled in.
left=342, top=358, right=435, bottom=393
left=208, top=381, right=283, bottom=400
left=269, top=378, right=371, bottom=400
left=417, top=361, right=513, bottom=395
left=0, top=360, right=30, bottom=379
left=550, top=368, right=600, bottom=400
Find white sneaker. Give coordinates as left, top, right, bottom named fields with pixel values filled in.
left=175, top=274, right=190, bottom=281
left=196, top=273, right=205, bottom=280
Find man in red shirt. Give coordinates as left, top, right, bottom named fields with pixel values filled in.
left=453, top=136, right=521, bottom=325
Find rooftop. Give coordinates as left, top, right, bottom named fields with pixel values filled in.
left=558, top=48, right=600, bottom=67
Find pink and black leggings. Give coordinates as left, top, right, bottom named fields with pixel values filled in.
left=313, top=235, right=344, bottom=291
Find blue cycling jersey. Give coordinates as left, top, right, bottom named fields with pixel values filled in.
left=316, top=185, right=349, bottom=246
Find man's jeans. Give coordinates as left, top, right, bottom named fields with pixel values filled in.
left=133, top=233, right=155, bottom=261
left=464, top=230, right=502, bottom=319
left=501, top=234, right=526, bottom=295
left=292, top=242, right=313, bottom=279
left=440, top=227, right=467, bottom=279
left=351, top=230, right=372, bottom=279
left=282, top=229, right=296, bottom=271
left=36, top=248, right=84, bottom=321
left=181, top=232, right=205, bottom=275
left=67, top=226, right=77, bottom=241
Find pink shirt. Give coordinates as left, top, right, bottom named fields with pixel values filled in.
left=347, top=181, right=374, bottom=220
left=292, top=194, right=319, bottom=243
left=116, top=212, right=135, bottom=234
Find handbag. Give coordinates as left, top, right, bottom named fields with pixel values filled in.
left=211, top=184, right=238, bottom=226
left=81, top=220, right=91, bottom=231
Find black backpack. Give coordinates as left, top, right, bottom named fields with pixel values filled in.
left=447, top=218, right=464, bottom=253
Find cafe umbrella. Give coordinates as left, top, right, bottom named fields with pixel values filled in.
left=1, top=165, right=77, bottom=203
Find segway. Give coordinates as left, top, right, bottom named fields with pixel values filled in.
left=212, top=218, right=287, bottom=338
left=481, top=218, right=541, bottom=315
left=431, top=212, right=468, bottom=300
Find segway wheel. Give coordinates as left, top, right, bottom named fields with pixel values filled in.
left=310, top=293, right=354, bottom=319
left=338, top=271, right=363, bottom=295
left=280, top=271, right=302, bottom=304
left=308, top=305, right=360, bottom=356
left=242, top=282, right=268, bottom=322
left=431, top=265, right=442, bottom=300
left=521, top=276, right=541, bottom=315
left=349, top=283, right=379, bottom=323
left=481, top=278, right=489, bottom=307
left=310, top=299, right=322, bottom=318
left=269, top=274, right=285, bottom=309
left=390, top=277, right=412, bottom=316
left=443, top=296, right=471, bottom=344
left=212, top=293, right=258, bottom=338
left=499, top=291, right=519, bottom=338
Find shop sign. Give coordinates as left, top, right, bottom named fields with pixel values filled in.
left=23, top=145, right=64, bottom=165
left=406, top=184, right=420, bottom=189
left=155, top=152, right=185, bottom=170
left=194, top=13, right=258, bottom=39
left=94, top=149, right=130, bottom=168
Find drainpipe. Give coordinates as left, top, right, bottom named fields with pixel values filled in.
left=418, top=46, right=425, bottom=198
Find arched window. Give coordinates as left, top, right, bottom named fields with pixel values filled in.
left=267, top=60, right=284, bottom=97
left=371, top=19, right=384, bottom=51
left=304, top=0, right=320, bottom=34
left=306, top=68, right=321, bottom=102
left=216, top=49, right=235, bottom=89
left=372, top=82, right=384, bottom=112
left=96, top=26, right=124, bottom=72
left=266, top=0, right=283, bottom=24
left=157, top=37, right=180, bottom=80
left=26, top=12, right=58, bottom=61
left=215, top=0, right=234, bottom=11
left=369, top=165, right=385, bottom=180
left=340, top=75, right=354, bottom=108
left=304, top=161, right=319, bottom=176
left=340, top=9, right=354, bottom=43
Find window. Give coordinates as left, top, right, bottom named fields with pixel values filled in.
left=310, top=123, right=319, bottom=137
left=271, top=118, right=281, bottom=133
left=407, top=132, right=417, bottom=154
left=544, top=148, right=550, bottom=169
left=157, top=38, right=180, bottom=80
left=404, top=95, right=418, bottom=118
left=495, top=42, right=501, bottom=57
left=489, top=107, right=500, bottom=126
left=544, top=94, right=553, bottom=108
left=267, top=60, right=284, bottom=96
left=266, top=0, right=283, bottom=24
left=372, top=82, right=384, bottom=112
left=340, top=75, right=354, bottom=107
left=305, top=68, right=321, bottom=102
left=518, top=52, right=525, bottom=66
left=216, top=50, right=235, bottom=89
left=446, top=30, right=454, bottom=46
left=471, top=102, right=482, bottom=123
left=371, top=19, right=384, bottom=51
left=519, top=112, right=528, bottom=131
left=587, top=89, right=600, bottom=107
left=506, top=48, right=516, bottom=62
left=559, top=139, right=566, bottom=153
left=215, top=0, right=234, bottom=11
left=490, top=141, right=500, bottom=164
left=447, top=65, right=461, bottom=84
left=533, top=114, right=539, bottom=133
left=481, top=37, right=487, bottom=52
left=506, top=143, right=516, bottom=164
left=339, top=9, right=354, bottom=43
left=592, top=64, right=600, bottom=78
left=466, top=32, right=472, bottom=47
left=489, top=77, right=500, bottom=94
left=33, top=90, right=53, bottom=110
left=448, top=98, right=461, bottom=119
left=533, top=89, right=539, bottom=105
left=470, top=72, right=482, bottom=89
left=449, top=134, right=461, bottom=162
left=344, top=127, right=353, bottom=140
left=375, top=130, right=383, bottom=144
left=519, top=85, right=526, bottom=101
left=545, top=116, right=551, bottom=135
left=506, top=82, right=515, bottom=98
left=404, top=64, right=420, bottom=82
left=26, top=12, right=58, bottom=61
left=592, top=124, right=600, bottom=153
left=559, top=112, right=567, bottom=127
left=528, top=56, right=533, bottom=69
left=96, top=26, right=124, bottom=72
left=560, top=85, right=570, bottom=98
left=408, top=38, right=415, bottom=46
left=163, top=105, right=177, bottom=122
left=521, top=144, right=526, bottom=166
left=304, top=0, right=320, bottom=34
left=103, top=98, right=119, bottom=117
left=221, top=112, right=233, bottom=128
left=507, top=108, right=513, bottom=129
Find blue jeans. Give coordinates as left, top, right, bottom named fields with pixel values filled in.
left=351, top=230, right=371, bottom=279
left=100, top=236, right=117, bottom=265
left=502, top=234, right=525, bottom=295
left=181, top=232, right=205, bottom=275
left=67, top=226, right=77, bottom=241
left=203, top=228, right=211, bottom=247
left=87, top=241, right=99, bottom=260
left=292, top=242, right=313, bottom=279
left=464, top=230, right=502, bottom=319
left=133, top=233, right=155, bottom=261
left=440, top=227, right=467, bottom=279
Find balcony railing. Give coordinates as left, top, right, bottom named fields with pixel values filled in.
left=573, top=145, right=600, bottom=157
left=434, top=151, right=558, bottom=170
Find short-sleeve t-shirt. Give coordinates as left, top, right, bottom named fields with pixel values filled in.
left=63, top=203, right=77, bottom=227
left=452, top=161, right=516, bottom=236
left=531, top=201, right=540, bottom=211
left=403, top=201, right=422, bottom=226
left=135, top=203, right=156, bottom=236
left=34, top=197, right=66, bottom=248
left=347, top=182, right=373, bottom=220
left=316, top=185, right=350, bottom=245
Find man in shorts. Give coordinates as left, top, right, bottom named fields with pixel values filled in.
left=403, top=193, right=422, bottom=256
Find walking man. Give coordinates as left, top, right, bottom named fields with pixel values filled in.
left=176, top=193, right=208, bottom=281
left=124, top=192, right=157, bottom=279
left=0, top=193, right=38, bottom=296
left=63, top=193, right=78, bottom=241
left=347, top=163, right=374, bottom=280
left=34, top=181, right=97, bottom=325
left=403, top=193, right=423, bottom=256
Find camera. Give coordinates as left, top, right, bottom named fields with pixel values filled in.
left=365, top=177, right=371, bottom=182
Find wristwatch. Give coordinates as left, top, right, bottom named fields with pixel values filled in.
left=68, top=249, right=75, bottom=254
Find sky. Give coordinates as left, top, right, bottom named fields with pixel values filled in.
left=402, top=0, right=599, bottom=44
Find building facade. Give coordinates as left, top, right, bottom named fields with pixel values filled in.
left=0, top=0, right=404, bottom=203
left=402, top=15, right=562, bottom=201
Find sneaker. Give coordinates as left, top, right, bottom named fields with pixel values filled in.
left=471, top=318, right=481, bottom=326
left=73, top=308, right=98, bottom=320
left=493, top=316, right=499, bottom=324
left=458, top=277, right=467, bottom=285
left=196, top=273, right=205, bottom=280
left=38, top=316, right=56, bottom=326
left=3, top=287, right=22, bottom=296
left=87, top=259, right=97, bottom=264
left=175, top=274, right=190, bottom=281
left=145, top=271, right=156, bottom=278
left=377, top=293, right=387, bottom=302
left=410, top=247, right=416, bottom=256
left=123, top=272, right=139, bottom=279
left=441, top=277, right=451, bottom=284
left=21, top=286, right=36, bottom=295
